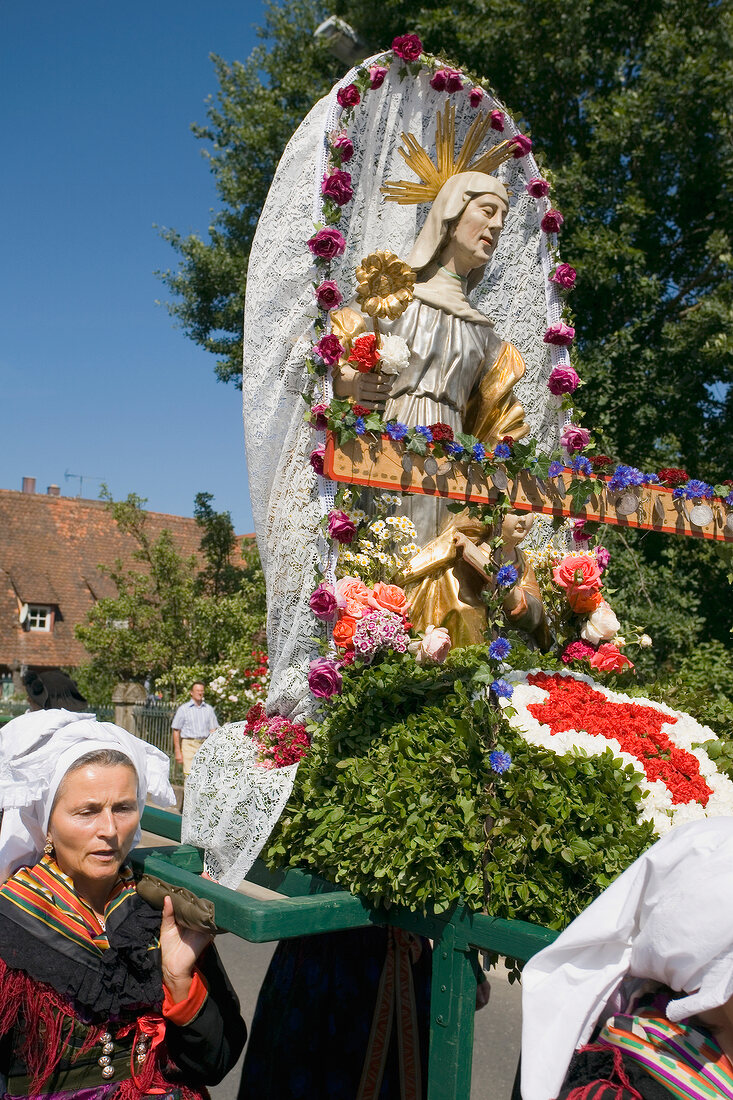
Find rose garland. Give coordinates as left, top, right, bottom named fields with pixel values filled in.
left=499, top=668, right=733, bottom=835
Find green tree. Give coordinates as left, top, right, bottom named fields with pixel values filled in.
left=75, top=492, right=267, bottom=697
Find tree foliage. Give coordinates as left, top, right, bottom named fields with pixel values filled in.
left=75, top=491, right=266, bottom=696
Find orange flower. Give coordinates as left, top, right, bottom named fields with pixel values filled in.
left=371, top=582, right=409, bottom=616
left=332, top=615, right=358, bottom=650
left=568, top=589, right=603, bottom=614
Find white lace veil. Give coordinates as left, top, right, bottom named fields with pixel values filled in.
left=185, top=54, right=567, bottom=882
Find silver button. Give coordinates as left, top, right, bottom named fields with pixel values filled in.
left=102, top=1065, right=115, bottom=1079
left=102, top=1042, right=114, bottom=1055
left=98, top=1055, right=111, bottom=1067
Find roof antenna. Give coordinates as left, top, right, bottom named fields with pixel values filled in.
left=64, top=469, right=105, bottom=498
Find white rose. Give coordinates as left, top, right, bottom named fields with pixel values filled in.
left=640, top=633, right=653, bottom=647
left=378, top=334, right=410, bottom=375
left=580, top=600, right=620, bottom=645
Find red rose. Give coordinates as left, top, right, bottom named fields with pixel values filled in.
left=550, top=263, right=577, bottom=289
left=369, top=65, right=388, bottom=89
left=541, top=208, right=564, bottom=234
left=321, top=169, right=354, bottom=206
left=315, top=280, right=343, bottom=311
left=489, top=110, right=504, bottom=131
left=337, top=84, right=360, bottom=109
left=526, top=177, right=550, bottom=198
left=469, top=87, right=483, bottom=108
left=392, top=34, right=423, bottom=61
left=589, top=643, right=634, bottom=674
left=307, top=228, right=346, bottom=260
left=511, top=134, right=532, bottom=158
left=348, top=333, right=380, bottom=373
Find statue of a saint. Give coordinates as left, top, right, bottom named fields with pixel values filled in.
left=332, top=166, right=531, bottom=545
left=395, top=510, right=552, bottom=651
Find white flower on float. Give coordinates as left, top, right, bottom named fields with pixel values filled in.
left=580, top=600, right=620, bottom=645
left=378, top=334, right=410, bottom=374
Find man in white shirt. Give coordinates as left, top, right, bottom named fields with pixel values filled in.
left=171, top=681, right=219, bottom=777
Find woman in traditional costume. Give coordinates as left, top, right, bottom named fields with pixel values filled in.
left=520, top=817, right=733, bottom=1100
left=0, top=710, right=246, bottom=1099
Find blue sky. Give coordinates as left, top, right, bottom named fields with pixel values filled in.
left=1, top=1, right=268, bottom=533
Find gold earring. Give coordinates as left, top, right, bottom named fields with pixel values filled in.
left=43, top=839, right=53, bottom=856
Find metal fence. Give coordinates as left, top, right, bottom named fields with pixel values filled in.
left=132, top=701, right=183, bottom=784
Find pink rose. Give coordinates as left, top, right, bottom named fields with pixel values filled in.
left=469, top=87, right=484, bottom=108
left=413, top=624, right=451, bottom=665
left=369, top=65, right=388, bottom=89
left=543, top=322, right=575, bottom=346
left=589, top=643, right=633, bottom=674
left=489, top=110, right=504, bottom=131
left=315, top=280, right=343, bottom=311
left=310, top=403, right=329, bottom=431
left=511, top=134, right=532, bottom=158
left=572, top=519, right=591, bottom=545
left=309, top=444, right=326, bottom=475
left=595, top=546, right=611, bottom=573
left=327, top=510, right=356, bottom=544
left=308, top=658, right=343, bottom=699
left=541, top=208, right=564, bottom=234
left=430, top=67, right=463, bottom=92
left=337, top=84, right=360, bottom=109
left=371, top=581, right=409, bottom=617
left=307, top=227, right=346, bottom=260
left=331, top=133, right=354, bottom=162
left=392, top=34, right=423, bottom=61
left=335, top=576, right=371, bottom=618
left=314, top=334, right=344, bottom=366
left=309, top=582, right=338, bottom=622
left=547, top=366, right=580, bottom=395
left=552, top=553, right=602, bottom=598
left=321, top=169, right=354, bottom=206
left=550, top=263, right=577, bottom=289
left=581, top=600, right=620, bottom=646
left=561, top=424, right=590, bottom=453
left=526, top=177, right=550, bottom=198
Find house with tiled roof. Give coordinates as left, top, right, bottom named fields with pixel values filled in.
left=0, top=479, right=237, bottom=696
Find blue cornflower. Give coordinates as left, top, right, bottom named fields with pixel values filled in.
left=489, top=637, right=512, bottom=660
left=548, top=460, right=564, bottom=477
left=489, top=750, right=512, bottom=774
left=570, top=455, right=592, bottom=476
left=496, top=564, right=518, bottom=588
left=494, top=442, right=512, bottom=460
left=673, top=486, right=686, bottom=500
left=386, top=421, right=409, bottom=441
left=444, top=440, right=465, bottom=459
left=644, top=472, right=659, bottom=484
left=472, top=442, right=486, bottom=462
left=354, top=416, right=366, bottom=435
left=726, top=492, right=733, bottom=507
left=490, top=679, right=514, bottom=699
left=415, top=425, right=434, bottom=442
left=685, top=479, right=713, bottom=499
left=607, top=464, right=646, bottom=493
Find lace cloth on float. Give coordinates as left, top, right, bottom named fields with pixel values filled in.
left=186, top=55, right=568, bottom=883
left=181, top=723, right=300, bottom=888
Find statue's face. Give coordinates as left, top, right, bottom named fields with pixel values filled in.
left=502, top=511, right=535, bottom=547
left=443, top=193, right=508, bottom=274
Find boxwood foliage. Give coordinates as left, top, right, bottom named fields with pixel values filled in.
left=264, top=647, right=655, bottom=925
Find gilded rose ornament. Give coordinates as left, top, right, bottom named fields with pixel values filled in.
left=355, top=251, right=415, bottom=345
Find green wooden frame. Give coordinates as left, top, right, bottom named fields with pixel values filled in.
left=138, top=807, right=557, bottom=1098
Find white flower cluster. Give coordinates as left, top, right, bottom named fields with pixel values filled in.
left=336, top=490, right=421, bottom=584
left=377, top=334, right=410, bottom=375
left=499, top=668, right=733, bottom=836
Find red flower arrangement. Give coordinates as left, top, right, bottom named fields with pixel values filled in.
left=244, top=703, right=310, bottom=769
left=526, top=673, right=712, bottom=806
left=429, top=422, right=454, bottom=442
left=658, top=468, right=689, bottom=487
left=348, top=333, right=381, bottom=373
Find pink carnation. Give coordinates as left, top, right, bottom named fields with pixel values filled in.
left=327, top=510, right=356, bottom=544
left=309, top=445, right=326, bottom=475
left=543, top=322, right=575, bottom=346
left=392, top=34, right=423, bottom=61
left=550, top=263, right=577, bottom=289
left=310, top=403, right=329, bottom=431
left=526, top=177, right=550, bottom=198
left=541, top=208, right=565, bottom=234
left=337, top=84, right=360, bottom=109
left=307, top=227, right=346, bottom=260
left=331, top=133, right=354, bottom=162
left=511, top=134, right=532, bottom=158
left=314, top=334, right=344, bottom=366
left=561, top=640, right=596, bottom=664
left=469, top=87, right=484, bottom=108
left=315, top=280, right=343, bottom=311
left=595, top=546, right=611, bottom=573
left=489, top=110, right=504, bottom=131
left=369, top=65, right=388, bottom=89
left=547, top=366, right=580, bottom=395
left=561, top=424, right=591, bottom=453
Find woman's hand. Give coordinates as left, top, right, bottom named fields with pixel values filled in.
left=160, top=895, right=213, bottom=1004
left=332, top=364, right=393, bottom=410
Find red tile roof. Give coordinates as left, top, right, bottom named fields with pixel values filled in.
left=0, top=490, right=252, bottom=672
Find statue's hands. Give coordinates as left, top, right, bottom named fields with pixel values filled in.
left=332, top=365, right=392, bottom=411
left=160, top=895, right=213, bottom=1004
left=452, top=531, right=471, bottom=556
